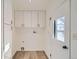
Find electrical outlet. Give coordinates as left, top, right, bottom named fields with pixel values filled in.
left=21, top=47, right=24, bottom=51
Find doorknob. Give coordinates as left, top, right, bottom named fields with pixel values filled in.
left=62, top=45, right=68, bottom=49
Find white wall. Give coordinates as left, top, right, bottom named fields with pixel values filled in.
left=12, top=28, right=46, bottom=54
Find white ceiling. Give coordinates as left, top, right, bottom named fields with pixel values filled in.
left=13, top=0, right=50, bottom=10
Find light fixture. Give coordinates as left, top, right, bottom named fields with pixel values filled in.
left=29, top=0, right=32, bottom=3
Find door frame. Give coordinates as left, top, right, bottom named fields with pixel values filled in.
left=69, top=0, right=71, bottom=59
left=1, top=0, right=4, bottom=59
left=1, top=0, right=73, bottom=59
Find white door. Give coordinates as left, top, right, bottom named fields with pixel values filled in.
left=4, top=24, right=12, bottom=59
left=51, top=1, right=70, bottom=59
left=3, top=0, right=12, bottom=59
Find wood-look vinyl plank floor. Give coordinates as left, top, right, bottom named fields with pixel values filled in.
left=13, top=51, right=48, bottom=59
